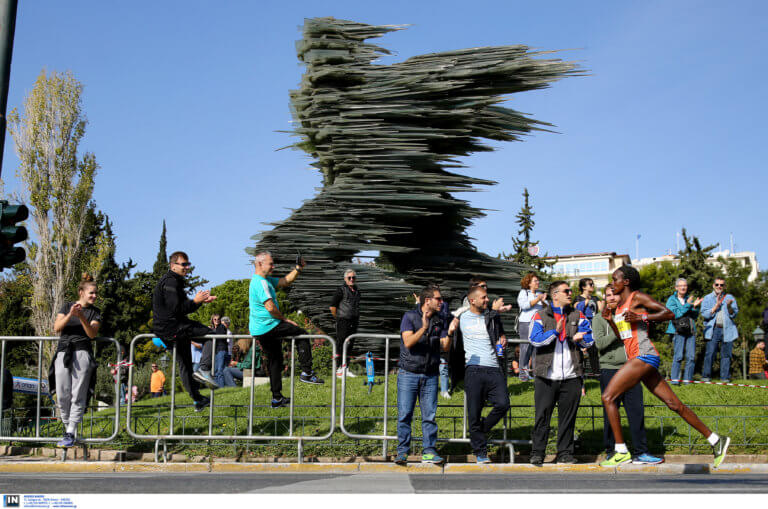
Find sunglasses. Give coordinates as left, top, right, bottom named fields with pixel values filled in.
left=558, top=288, right=573, bottom=294
left=714, top=284, right=725, bottom=288
left=430, top=296, right=444, bottom=301
left=346, top=276, right=356, bottom=280
left=175, top=262, right=192, bottom=267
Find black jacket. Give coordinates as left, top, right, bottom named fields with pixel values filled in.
left=152, top=271, right=202, bottom=339
left=450, top=308, right=506, bottom=388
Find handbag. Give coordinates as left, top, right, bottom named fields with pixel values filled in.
left=673, top=316, right=693, bottom=336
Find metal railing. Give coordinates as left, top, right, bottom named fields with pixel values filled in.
left=0, top=336, right=122, bottom=446
left=339, top=333, right=532, bottom=463
left=125, top=333, right=336, bottom=463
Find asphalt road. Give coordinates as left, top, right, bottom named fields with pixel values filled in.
left=2, top=473, right=768, bottom=493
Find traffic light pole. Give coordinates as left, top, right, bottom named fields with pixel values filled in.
left=0, top=0, right=18, bottom=180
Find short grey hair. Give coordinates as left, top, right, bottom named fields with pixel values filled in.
left=221, top=316, right=231, bottom=325
left=675, top=278, right=688, bottom=286
left=254, top=251, right=272, bottom=265
left=344, top=269, right=356, bottom=278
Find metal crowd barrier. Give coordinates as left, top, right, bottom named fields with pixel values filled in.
left=339, top=333, right=532, bottom=463
left=0, top=336, right=122, bottom=448
left=126, top=333, right=336, bottom=463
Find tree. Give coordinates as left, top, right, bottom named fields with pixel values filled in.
left=7, top=70, right=98, bottom=366
left=501, top=188, right=555, bottom=274
left=152, top=219, right=168, bottom=277
left=676, top=228, right=719, bottom=296
left=76, top=203, right=114, bottom=297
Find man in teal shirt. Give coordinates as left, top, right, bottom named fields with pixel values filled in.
left=249, top=251, right=324, bottom=408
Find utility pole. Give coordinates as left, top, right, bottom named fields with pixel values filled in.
left=0, top=0, right=17, bottom=179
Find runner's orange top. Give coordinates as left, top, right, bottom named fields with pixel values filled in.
left=613, top=291, right=659, bottom=360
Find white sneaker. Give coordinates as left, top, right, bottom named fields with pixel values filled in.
left=336, top=368, right=358, bottom=378
left=441, top=391, right=451, bottom=399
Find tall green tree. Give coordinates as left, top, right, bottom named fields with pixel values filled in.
left=502, top=188, right=555, bottom=274
left=676, top=228, right=719, bottom=296
left=152, top=219, right=168, bottom=277
left=7, top=70, right=99, bottom=366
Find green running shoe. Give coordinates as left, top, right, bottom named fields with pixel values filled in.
left=421, top=451, right=444, bottom=464
left=713, top=436, right=730, bottom=468
left=600, top=451, right=631, bottom=467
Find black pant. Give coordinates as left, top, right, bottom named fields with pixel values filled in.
left=599, top=368, right=647, bottom=456
left=465, top=365, right=510, bottom=455
left=532, top=376, right=581, bottom=458
left=336, top=317, right=358, bottom=359
left=255, top=321, right=312, bottom=399
left=164, top=323, right=213, bottom=402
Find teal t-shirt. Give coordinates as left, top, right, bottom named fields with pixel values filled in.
left=249, top=275, right=281, bottom=336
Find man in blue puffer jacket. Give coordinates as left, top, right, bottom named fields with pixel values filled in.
left=665, top=278, right=702, bottom=385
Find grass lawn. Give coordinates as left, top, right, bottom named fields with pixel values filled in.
left=9, top=374, right=768, bottom=459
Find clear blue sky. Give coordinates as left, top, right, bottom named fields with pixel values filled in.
left=1, top=1, right=766, bottom=286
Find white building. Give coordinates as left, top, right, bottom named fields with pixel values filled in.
left=544, top=252, right=632, bottom=289
left=632, top=250, right=760, bottom=282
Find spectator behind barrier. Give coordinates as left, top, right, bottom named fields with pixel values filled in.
left=395, top=285, right=450, bottom=466
left=152, top=250, right=218, bottom=412
left=248, top=251, right=324, bottom=410
left=51, top=273, right=101, bottom=448
left=700, top=278, right=739, bottom=383
left=330, top=269, right=360, bottom=379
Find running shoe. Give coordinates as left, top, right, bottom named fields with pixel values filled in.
left=394, top=452, right=408, bottom=465
left=440, top=391, right=451, bottom=399
left=194, top=396, right=210, bottom=412
left=271, top=396, right=291, bottom=408
left=670, top=381, right=680, bottom=386
left=421, top=451, right=444, bottom=464
left=556, top=453, right=578, bottom=465
left=192, top=370, right=220, bottom=389
left=701, top=377, right=711, bottom=382
left=632, top=453, right=663, bottom=465
left=529, top=455, right=543, bottom=466
left=346, top=370, right=357, bottom=378
left=600, top=451, right=631, bottom=467
left=476, top=454, right=491, bottom=464
left=299, top=372, right=324, bottom=385
left=713, top=436, right=731, bottom=468
left=56, top=433, right=75, bottom=448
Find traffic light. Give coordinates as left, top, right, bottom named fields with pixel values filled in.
left=0, top=199, right=28, bottom=270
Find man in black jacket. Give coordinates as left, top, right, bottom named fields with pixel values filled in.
left=329, top=269, right=361, bottom=378
left=152, top=251, right=217, bottom=411
left=457, top=285, right=510, bottom=464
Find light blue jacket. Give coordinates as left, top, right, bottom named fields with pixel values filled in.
left=700, top=291, right=739, bottom=342
left=664, top=292, right=699, bottom=336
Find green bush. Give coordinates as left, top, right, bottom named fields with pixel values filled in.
left=311, top=343, right=333, bottom=375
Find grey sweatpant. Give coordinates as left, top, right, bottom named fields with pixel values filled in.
left=55, top=350, right=93, bottom=434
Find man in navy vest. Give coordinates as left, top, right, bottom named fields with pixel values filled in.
left=395, top=284, right=450, bottom=465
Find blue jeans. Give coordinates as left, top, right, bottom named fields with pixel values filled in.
left=397, top=369, right=438, bottom=455
left=439, top=356, right=449, bottom=393
left=214, top=350, right=230, bottom=386
left=222, top=367, right=243, bottom=387
left=702, top=327, right=734, bottom=380
left=671, top=333, right=696, bottom=382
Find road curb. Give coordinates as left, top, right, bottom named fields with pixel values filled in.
left=0, top=461, right=767, bottom=474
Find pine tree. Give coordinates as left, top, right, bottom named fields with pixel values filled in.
left=152, top=220, right=168, bottom=277
left=502, top=188, right=556, bottom=274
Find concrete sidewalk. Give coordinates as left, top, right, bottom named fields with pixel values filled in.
left=0, top=459, right=766, bottom=474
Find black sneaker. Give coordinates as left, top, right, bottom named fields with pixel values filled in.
left=194, top=396, right=210, bottom=412
left=299, top=372, right=324, bottom=385
left=271, top=396, right=291, bottom=408
left=530, top=454, right=544, bottom=466
left=556, top=453, right=578, bottom=465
